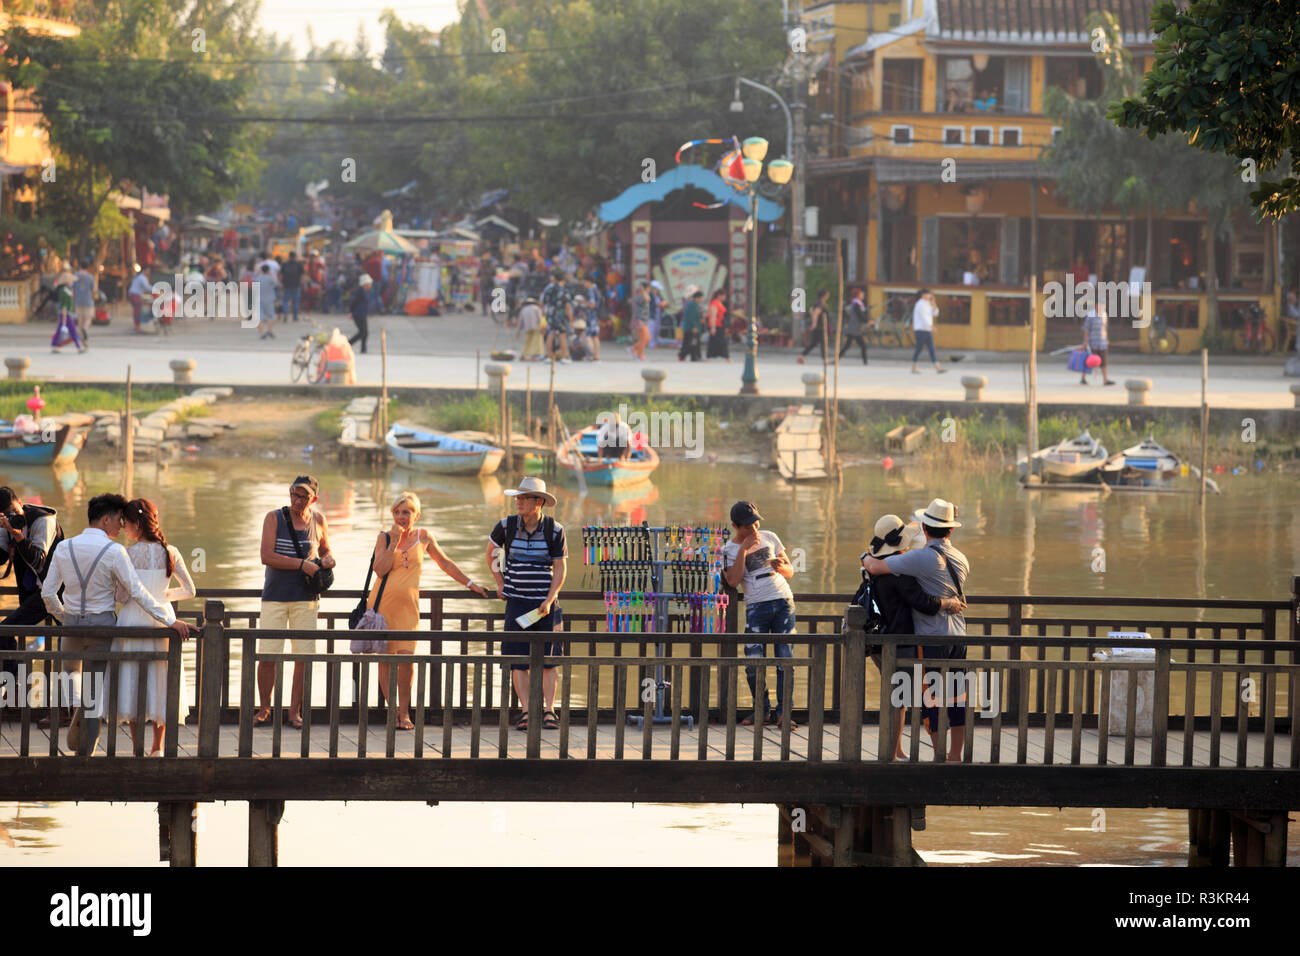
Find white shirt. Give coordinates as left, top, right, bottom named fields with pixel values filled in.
left=129, top=272, right=152, bottom=297
left=912, top=298, right=937, bottom=331
left=723, top=530, right=794, bottom=605
left=257, top=258, right=281, bottom=281
left=41, top=527, right=177, bottom=624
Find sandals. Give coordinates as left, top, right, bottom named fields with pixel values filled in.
left=515, top=713, right=528, bottom=732
left=543, top=711, right=560, bottom=730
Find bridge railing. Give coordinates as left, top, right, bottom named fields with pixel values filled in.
left=2, top=599, right=1295, bottom=768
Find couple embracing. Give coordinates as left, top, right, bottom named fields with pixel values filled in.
left=41, top=494, right=196, bottom=755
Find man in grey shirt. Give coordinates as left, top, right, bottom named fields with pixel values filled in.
left=864, top=498, right=969, bottom=760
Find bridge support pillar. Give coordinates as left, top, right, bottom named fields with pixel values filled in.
left=249, top=799, right=286, bottom=867
left=778, top=804, right=922, bottom=867
left=1188, top=809, right=1230, bottom=866
left=157, top=801, right=197, bottom=867
left=1229, top=810, right=1290, bottom=867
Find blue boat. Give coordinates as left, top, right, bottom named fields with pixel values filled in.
left=556, top=425, right=659, bottom=488
left=0, top=420, right=72, bottom=466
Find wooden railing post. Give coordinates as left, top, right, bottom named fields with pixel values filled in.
left=878, top=637, right=897, bottom=762
left=526, top=638, right=544, bottom=758
left=197, top=599, right=226, bottom=758
left=429, top=595, right=444, bottom=713
left=1152, top=645, right=1170, bottom=767
left=1006, top=600, right=1023, bottom=718
left=840, top=605, right=866, bottom=761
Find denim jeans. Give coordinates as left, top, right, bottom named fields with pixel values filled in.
left=283, top=286, right=301, bottom=321
left=743, top=598, right=795, bottom=717
left=912, top=329, right=937, bottom=364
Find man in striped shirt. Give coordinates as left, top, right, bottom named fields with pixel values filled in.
left=487, top=478, right=567, bottom=731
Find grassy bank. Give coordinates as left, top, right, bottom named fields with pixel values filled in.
left=0, top=382, right=188, bottom=422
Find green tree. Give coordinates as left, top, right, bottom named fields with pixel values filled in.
left=1109, top=0, right=1299, bottom=219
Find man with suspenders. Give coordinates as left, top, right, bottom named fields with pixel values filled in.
left=41, top=494, right=191, bottom=755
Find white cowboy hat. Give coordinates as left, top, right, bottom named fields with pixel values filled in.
left=913, top=498, right=962, bottom=529
left=866, top=515, right=924, bottom=558
left=504, top=476, right=556, bottom=507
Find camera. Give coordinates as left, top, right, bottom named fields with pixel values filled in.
left=3, top=512, right=26, bottom=530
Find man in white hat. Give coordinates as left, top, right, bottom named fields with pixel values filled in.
left=863, top=498, right=969, bottom=761
left=487, top=477, right=567, bottom=732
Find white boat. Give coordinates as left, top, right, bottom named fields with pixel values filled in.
left=772, top=404, right=828, bottom=481
left=1102, top=436, right=1181, bottom=482
left=1032, top=431, right=1108, bottom=482
left=384, top=423, right=504, bottom=475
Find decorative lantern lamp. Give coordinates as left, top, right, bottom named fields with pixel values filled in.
left=741, top=137, right=769, bottom=162
left=741, top=158, right=763, bottom=183
left=26, top=386, right=44, bottom=419
left=767, top=159, right=794, bottom=185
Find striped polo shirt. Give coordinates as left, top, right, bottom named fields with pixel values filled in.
left=490, top=517, right=567, bottom=602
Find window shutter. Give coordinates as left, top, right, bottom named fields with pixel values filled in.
left=920, top=217, right=939, bottom=284
left=1005, top=58, right=1031, bottom=113
left=1000, top=217, right=1021, bottom=285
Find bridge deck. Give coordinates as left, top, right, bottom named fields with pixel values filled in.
left=3, top=721, right=1290, bottom=767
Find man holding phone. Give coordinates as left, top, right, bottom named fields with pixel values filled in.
left=723, top=501, right=797, bottom=727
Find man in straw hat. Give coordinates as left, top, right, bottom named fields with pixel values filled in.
left=487, top=477, right=568, bottom=732
left=516, top=295, right=546, bottom=360
left=863, top=498, right=969, bottom=761
left=860, top=515, right=965, bottom=760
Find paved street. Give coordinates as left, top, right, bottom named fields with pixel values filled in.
left=6, top=304, right=1298, bottom=409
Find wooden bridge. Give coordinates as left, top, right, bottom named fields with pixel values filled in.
left=1, top=583, right=1296, bottom=867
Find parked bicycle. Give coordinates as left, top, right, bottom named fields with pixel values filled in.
left=1148, top=313, right=1180, bottom=354
left=865, top=295, right=914, bottom=348
left=289, top=325, right=328, bottom=383
left=1232, top=303, right=1276, bottom=354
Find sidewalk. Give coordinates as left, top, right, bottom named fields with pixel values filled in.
left=5, top=305, right=1298, bottom=410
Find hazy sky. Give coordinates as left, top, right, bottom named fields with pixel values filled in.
left=259, top=0, right=462, bottom=54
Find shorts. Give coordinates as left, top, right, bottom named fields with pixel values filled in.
left=919, top=642, right=968, bottom=730
left=257, top=601, right=319, bottom=654
left=76, top=305, right=94, bottom=324
left=501, top=597, right=563, bottom=671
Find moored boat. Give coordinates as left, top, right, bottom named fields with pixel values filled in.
left=384, top=423, right=504, bottom=475
left=556, top=425, right=659, bottom=488
left=1102, top=435, right=1181, bottom=483
left=0, top=420, right=71, bottom=466
left=1029, top=431, right=1108, bottom=482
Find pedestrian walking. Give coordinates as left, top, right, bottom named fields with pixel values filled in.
left=50, top=271, right=85, bottom=353
left=348, top=274, right=372, bottom=353
left=648, top=280, right=664, bottom=348
left=722, top=501, right=797, bottom=727
left=629, top=282, right=652, bottom=360
left=1081, top=292, right=1116, bottom=386
left=839, top=287, right=869, bottom=365
left=256, top=264, right=277, bottom=339
left=280, top=250, right=304, bottom=322
left=73, top=261, right=96, bottom=345
left=128, top=267, right=151, bottom=333
left=582, top=277, right=602, bottom=361
left=486, top=478, right=568, bottom=732
left=706, top=289, right=731, bottom=360
left=797, top=289, right=830, bottom=364
left=517, top=296, right=546, bottom=360
left=910, top=290, right=947, bottom=374
left=541, top=270, right=573, bottom=363
left=678, top=287, right=704, bottom=362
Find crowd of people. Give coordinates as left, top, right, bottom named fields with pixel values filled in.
left=1, top=475, right=975, bottom=759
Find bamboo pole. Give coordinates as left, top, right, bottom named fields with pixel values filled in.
left=1027, top=277, right=1040, bottom=474
left=1199, top=348, right=1209, bottom=503
left=380, top=329, right=389, bottom=444
left=525, top=365, right=532, bottom=439
left=122, top=365, right=134, bottom=499
left=829, top=237, right=845, bottom=473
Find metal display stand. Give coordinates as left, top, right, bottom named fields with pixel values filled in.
left=580, top=524, right=731, bottom=730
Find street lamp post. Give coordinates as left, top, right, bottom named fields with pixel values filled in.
left=738, top=137, right=793, bottom=395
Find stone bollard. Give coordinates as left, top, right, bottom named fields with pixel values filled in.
left=1125, top=378, right=1152, bottom=405
left=801, top=371, right=824, bottom=399
left=641, top=367, right=668, bottom=395
left=484, top=362, right=511, bottom=396
left=170, top=358, right=197, bottom=384
left=326, top=360, right=350, bottom=384
left=1291, top=384, right=1300, bottom=409
left=961, top=374, right=988, bottom=401
left=5, top=357, right=31, bottom=381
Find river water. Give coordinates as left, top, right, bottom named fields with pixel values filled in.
left=2, top=449, right=1296, bottom=865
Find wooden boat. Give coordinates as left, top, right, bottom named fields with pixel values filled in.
left=556, top=425, right=659, bottom=488
left=1102, top=436, right=1181, bottom=483
left=49, top=413, right=95, bottom=466
left=385, top=423, right=504, bottom=475
left=1029, top=431, right=1108, bottom=482
left=0, top=420, right=71, bottom=466
left=772, top=404, right=828, bottom=481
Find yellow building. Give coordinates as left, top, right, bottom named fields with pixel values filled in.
left=802, top=0, right=1283, bottom=353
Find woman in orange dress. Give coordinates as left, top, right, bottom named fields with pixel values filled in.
left=369, top=492, right=489, bottom=729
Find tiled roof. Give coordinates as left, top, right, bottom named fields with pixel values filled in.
left=933, top=0, right=1158, bottom=45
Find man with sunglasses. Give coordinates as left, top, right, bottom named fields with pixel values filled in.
left=254, top=476, right=335, bottom=729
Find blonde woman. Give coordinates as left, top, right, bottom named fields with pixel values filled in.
left=369, top=492, right=489, bottom=729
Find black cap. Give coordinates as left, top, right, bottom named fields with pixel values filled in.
left=291, top=475, right=319, bottom=496
left=730, top=501, right=762, bottom=526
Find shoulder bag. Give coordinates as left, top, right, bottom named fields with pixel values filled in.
left=349, top=533, right=391, bottom=653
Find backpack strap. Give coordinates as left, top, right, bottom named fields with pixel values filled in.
left=503, top=514, right=519, bottom=569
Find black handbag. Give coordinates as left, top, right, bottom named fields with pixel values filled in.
left=282, top=506, right=333, bottom=596
left=349, top=533, right=390, bottom=628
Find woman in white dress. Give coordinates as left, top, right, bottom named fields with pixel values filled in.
left=115, top=498, right=195, bottom=755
